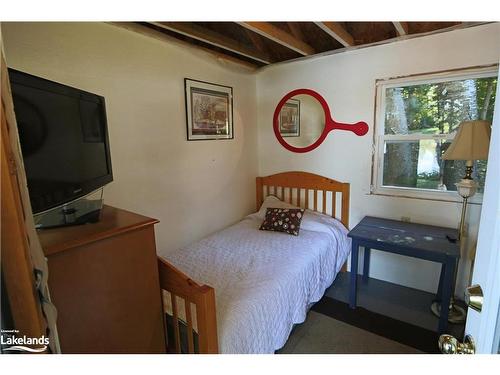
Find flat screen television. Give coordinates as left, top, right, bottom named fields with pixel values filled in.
left=8, top=68, right=113, bottom=216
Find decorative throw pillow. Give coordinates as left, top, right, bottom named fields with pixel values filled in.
left=259, top=208, right=305, bottom=236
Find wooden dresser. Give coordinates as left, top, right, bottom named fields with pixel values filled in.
left=38, top=205, right=166, bottom=353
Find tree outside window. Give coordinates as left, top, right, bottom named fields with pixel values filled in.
left=374, top=68, right=497, bottom=199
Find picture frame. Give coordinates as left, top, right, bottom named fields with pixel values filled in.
left=279, top=98, right=300, bottom=137
left=184, top=78, right=234, bottom=141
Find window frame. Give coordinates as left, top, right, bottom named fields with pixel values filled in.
left=371, top=65, right=498, bottom=203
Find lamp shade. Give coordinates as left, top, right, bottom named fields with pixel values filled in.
left=442, top=120, right=491, bottom=161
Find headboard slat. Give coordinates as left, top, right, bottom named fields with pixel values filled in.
left=256, top=171, right=350, bottom=229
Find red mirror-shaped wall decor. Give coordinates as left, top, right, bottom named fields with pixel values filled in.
left=273, top=89, right=369, bottom=153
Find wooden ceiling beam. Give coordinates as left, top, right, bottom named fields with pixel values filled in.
left=287, top=22, right=306, bottom=41
left=150, top=22, right=273, bottom=65
left=112, top=23, right=257, bottom=70
left=243, top=28, right=267, bottom=54
left=392, top=22, right=409, bottom=36
left=314, top=22, right=355, bottom=47
left=237, top=22, right=315, bottom=56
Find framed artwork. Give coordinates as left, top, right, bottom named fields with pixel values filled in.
left=279, top=98, right=300, bottom=137
left=185, top=78, right=233, bottom=141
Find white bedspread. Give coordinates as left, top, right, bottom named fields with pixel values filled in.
left=159, top=210, right=351, bottom=354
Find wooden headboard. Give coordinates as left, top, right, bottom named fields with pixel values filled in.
left=256, top=171, right=350, bottom=229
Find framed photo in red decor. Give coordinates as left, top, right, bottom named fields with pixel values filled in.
left=279, top=98, right=300, bottom=137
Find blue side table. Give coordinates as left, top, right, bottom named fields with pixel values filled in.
left=347, top=216, right=460, bottom=333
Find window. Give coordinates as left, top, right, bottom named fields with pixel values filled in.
left=372, top=67, right=497, bottom=201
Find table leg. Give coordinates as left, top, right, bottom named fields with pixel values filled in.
left=349, top=240, right=359, bottom=309
left=363, top=247, right=371, bottom=282
left=436, top=263, right=445, bottom=303
left=438, top=258, right=455, bottom=333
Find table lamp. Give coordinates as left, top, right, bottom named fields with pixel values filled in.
left=431, top=120, right=491, bottom=323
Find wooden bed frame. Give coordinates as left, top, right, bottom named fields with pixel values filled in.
left=157, top=171, right=350, bottom=353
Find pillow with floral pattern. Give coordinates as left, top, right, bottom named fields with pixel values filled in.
left=259, top=208, right=305, bottom=236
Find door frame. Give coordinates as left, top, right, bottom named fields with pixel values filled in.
left=0, top=30, right=56, bottom=352
left=464, top=67, right=500, bottom=353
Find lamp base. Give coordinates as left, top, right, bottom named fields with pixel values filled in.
left=430, top=300, right=466, bottom=324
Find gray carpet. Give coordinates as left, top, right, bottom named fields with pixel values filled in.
left=278, top=311, right=422, bottom=354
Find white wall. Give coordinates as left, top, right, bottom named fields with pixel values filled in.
left=256, top=23, right=500, bottom=295
left=2, top=22, right=258, bottom=254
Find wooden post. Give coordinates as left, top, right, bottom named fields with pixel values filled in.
left=196, top=288, right=219, bottom=354
left=256, top=177, right=263, bottom=211
left=341, top=183, right=350, bottom=229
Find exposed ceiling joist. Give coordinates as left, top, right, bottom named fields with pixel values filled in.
left=244, top=28, right=267, bottom=53
left=118, top=21, right=485, bottom=69
left=392, top=22, right=409, bottom=36
left=314, top=22, right=355, bottom=47
left=287, top=22, right=305, bottom=41
left=150, top=22, right=273, bottom=65
left=113, top=22, right=258, bottom=70
left=238, top=22, right=315, bottom=56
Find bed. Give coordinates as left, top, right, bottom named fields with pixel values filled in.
left=157, top=171, right=351, bottom=354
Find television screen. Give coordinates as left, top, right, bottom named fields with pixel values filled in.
left=8, top=69, right=113, bottom=214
